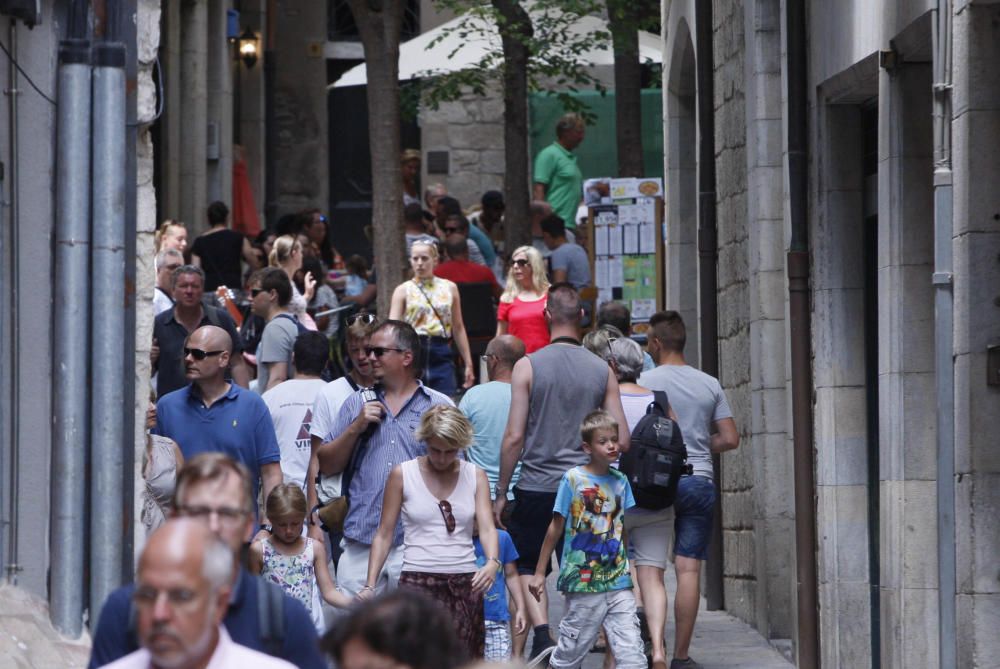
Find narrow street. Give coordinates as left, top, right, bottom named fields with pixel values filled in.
left=544, top=570, right=792, bottom=669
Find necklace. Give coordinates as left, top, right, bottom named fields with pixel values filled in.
left=551, top=336, right=581, bottom=346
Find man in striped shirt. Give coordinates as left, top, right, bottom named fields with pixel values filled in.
left=315, top=320, right=453, bottom=598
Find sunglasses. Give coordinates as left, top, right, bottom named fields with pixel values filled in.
left=250, top=287, right=267, bottom=298
left=346, top=312, right=377, bottom=326
left=365, top=346, right=405, bottom=358
left=443, top=226, right=459, bottom=234
left=184, top=347, right=225, bottom=360
left=438, top=500, right=456, bottom=533
left=511, top=258, right=530, bottom=267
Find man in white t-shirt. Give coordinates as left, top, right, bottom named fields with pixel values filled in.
left=308, top=313, right=378, bottom=544
left=262, top=332, right=330, bottom=492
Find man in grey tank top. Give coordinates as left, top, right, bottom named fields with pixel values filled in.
left=493, top=283, right=630, bottom=659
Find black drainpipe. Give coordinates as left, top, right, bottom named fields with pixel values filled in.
left=786, top=0, right=820, bottom=666
left=694, top=0, right=723, bottom=611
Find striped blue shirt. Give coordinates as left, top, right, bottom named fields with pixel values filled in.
left=324, top=382, right=454, bottom=545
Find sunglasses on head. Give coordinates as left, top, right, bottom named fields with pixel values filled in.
left=184, top=347, right=225, bottom=361
left=365, top=346, right=405, bottom=358
left=346, top=312, right=377, bottom=326
left=511, top=258, right=530, bottom=267
left=438, top=500, right=456, bottom=533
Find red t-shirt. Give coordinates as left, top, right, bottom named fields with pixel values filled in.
left=497, top=295, right=549, bottom=353
left=434, top=260, right=499, bottom=289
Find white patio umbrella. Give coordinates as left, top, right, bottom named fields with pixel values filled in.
left=329, top=11, right=662, bottom=89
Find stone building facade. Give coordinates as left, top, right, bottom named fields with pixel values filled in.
left=662, top=0, right=1000, bottom=666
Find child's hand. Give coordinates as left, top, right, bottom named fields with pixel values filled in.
left=513, top=609, right=527, bottom=635
left=325, top=589, right=352, bottom=609
left=527, top=574, right=546, bottom=602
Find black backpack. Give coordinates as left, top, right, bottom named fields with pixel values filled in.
left=619, top=390, right=691, bottom=510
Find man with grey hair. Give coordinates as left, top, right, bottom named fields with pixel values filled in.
left=100, top=518, right=294, bottom=668
left=533, top=113, right=585, bottom=235
left=153, top=247, right=184, bottom=316
left=152, top=264, right=249, bottom=396
left=90, top=454, right=325, bottom=669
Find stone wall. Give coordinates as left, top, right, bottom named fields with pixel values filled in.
left=419, top=91, right=506, bottom=210
left=134, top=0, right=160, bottom=556
left=712, top=0, right=756, bottom=626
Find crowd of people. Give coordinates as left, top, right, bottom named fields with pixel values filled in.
left=113, top=113, right=739, bottom=669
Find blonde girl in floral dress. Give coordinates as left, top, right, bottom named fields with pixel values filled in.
left=250, top=483, right=351, bottom=632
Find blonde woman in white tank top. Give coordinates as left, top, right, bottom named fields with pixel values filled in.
left=361, top=405, right=501, bottom=659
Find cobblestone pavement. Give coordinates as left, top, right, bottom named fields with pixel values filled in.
left=0, top=585, right=91, bottom=668
left=544, top=569, right=793, bottom=669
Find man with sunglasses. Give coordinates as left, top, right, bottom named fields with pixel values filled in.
left=309, top=312, right=378, bottom=544
left=154, top=325, right=282, bottom=535
left=315, top=320, right=453, bottom=600
left=153, top=265, right=250, bottom=396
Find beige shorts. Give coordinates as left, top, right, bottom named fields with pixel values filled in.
left=624, top=507, right=675, bottom=570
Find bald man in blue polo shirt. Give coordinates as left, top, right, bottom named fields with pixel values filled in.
left=155, top=325, right=282, bottom=530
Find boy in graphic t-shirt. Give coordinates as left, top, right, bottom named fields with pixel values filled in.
left=527, top=410, right=647, bottom=669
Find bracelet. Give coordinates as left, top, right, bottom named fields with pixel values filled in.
left=360, top=585, right=375, bottom=592
left=488, top=556, right=502, bottom=567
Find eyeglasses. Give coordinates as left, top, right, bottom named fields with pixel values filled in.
left=346, top=312, right=377, bottom=327
left=133, top=586, right=200, bottom=609
left=163, top=263, right=182, bottom=272
left=184, top=347, right=225, bottom=361
left=438, top=500, right=456, bottom=533
left=511, top=258, right=530, bottom=267
left=365, top=346, right=405, bottom=358
left=176, top=504, right=247, bottom=525
left=250, top=287, right=266, bottom=298
left=481, top=353, right=497, bottom=362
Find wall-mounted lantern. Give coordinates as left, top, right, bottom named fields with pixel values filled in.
left=237, top=27, right=259, bottom=69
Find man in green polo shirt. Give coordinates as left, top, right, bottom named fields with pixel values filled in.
left=533, top=113, right=585, bottom=233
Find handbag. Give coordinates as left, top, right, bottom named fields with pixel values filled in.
left=315, top=387, right=378, bottom=532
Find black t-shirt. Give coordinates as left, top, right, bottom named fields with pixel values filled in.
left=191, top=229, right=245, bottom=290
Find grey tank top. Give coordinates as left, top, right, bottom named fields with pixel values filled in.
left=519, top=343, right=609, bottom=492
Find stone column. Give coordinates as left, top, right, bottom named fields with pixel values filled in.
left=743, top=0, right=792, bottom=641
left=877, top=60, right=939, bottom=669
left=273, top=0, right=328, bottom=216
left=206, top=0, right=233, bottom=205
left=180, top=0, right=208, bottom=232
left=951, top=4, right=1000, bottom=666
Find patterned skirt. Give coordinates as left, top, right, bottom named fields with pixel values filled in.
left=399, top=570, right=485, bottom=659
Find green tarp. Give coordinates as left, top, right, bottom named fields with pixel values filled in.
left=529, top=89, right=665, bottom=180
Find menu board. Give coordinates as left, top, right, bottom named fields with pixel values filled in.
left=584, top=189, right=664, bottom=331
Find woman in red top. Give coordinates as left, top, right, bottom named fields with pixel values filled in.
left=496, top=246, right=550, bottom=353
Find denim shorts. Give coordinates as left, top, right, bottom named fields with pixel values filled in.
left=673, top=475, right=717, bottom=560
left=508, top=487, right=563, bottom=576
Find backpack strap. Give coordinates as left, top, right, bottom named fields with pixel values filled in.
left=649, top=390, right=671, bottom=418
left=257, top=578, right=285, bottom=657
left=204, top=304, right=222, bottom=328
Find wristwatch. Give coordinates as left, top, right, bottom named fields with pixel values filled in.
left=489, top=556, right=502, bottom=567
left=493, top=484, right=504, bottom=499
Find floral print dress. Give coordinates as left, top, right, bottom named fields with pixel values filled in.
left=260, top=537, right=324, bottom=632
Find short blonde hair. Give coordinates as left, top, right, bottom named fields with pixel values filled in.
left=581, top=410, right=618, bottom=444
left=265, top=483, right=308, bottom=520
left=415, top=405, right=473, bottom=450
left=500, top=245, right=550, bottom=303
